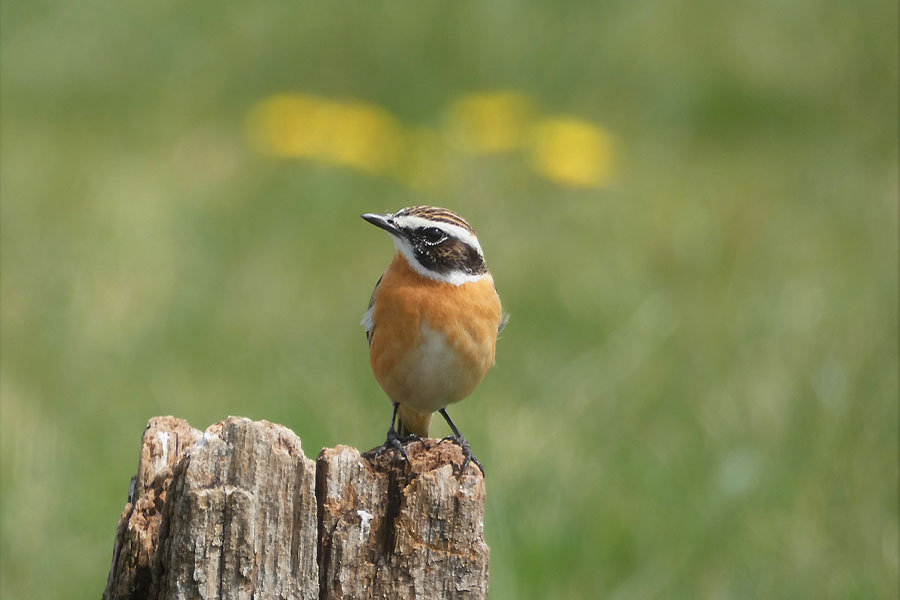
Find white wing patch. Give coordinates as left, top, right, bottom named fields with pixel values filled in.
left=361, top=305, right=375, bottom=336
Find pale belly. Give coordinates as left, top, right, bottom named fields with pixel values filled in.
left=384, top=323, right=487, bottom=414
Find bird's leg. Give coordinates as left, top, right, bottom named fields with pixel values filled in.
left=438, top=408, right=485, bottom=477
left=396, top=418, right=424, bottom=446
left=374, top=403, right=410, bottom=463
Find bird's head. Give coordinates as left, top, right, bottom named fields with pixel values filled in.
left=362, top=206, right=488, bottom=285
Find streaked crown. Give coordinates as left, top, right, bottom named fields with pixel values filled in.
left=362, top=205, right=488, bottom=285
left=394, top=206, right=477, bottom=235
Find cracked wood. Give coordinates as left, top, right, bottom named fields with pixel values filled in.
left=102, top=417, right=488, bottom=600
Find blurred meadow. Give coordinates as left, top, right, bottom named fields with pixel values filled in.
left=1, top=1, right=897, bottom=598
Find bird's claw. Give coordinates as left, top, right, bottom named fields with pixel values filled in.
left=441, top=434, right=485, bottom=478
left=374, top=428, right=422, bottom=465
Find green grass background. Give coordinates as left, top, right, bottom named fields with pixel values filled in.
left=1, top=1, right=897, bottom=598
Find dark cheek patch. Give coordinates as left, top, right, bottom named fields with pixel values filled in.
left=415, top=239, right=486, bottom=276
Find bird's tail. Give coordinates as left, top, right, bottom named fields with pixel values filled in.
left=397, top=405, right=432, bottom=438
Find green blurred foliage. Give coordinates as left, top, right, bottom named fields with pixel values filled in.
left=1, top=1, right=896, bottom=598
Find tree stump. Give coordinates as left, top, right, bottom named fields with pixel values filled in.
left=103, top=417, right=203, bottom=600
left=103, top=416, right=489, bottom=600
left=318, top=444, right=489, bottom=599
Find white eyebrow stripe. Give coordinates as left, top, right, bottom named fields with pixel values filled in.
left=392, top=215, right=484, bottom=256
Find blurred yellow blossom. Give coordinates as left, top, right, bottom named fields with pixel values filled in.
left=245, top=94, right=407, bottom=174
left=245, top=94, right=324, bottom=158
left=445, top=91, right=536, bottom=154
left=323, top=101, right=407, bottom=173
left=527, top=117, right=615, bottom=188
left=396, top=127, right=452, bottom=191
left=245, top=90, right=615, bottom=190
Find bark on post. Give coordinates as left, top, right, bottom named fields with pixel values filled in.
left=317, top=443, right=489, bottom=599
left=103, top=416, right=203, bottom=600
left=150, top=417, right=319, bottom=600
left=103, top=417, right=489, bottom=600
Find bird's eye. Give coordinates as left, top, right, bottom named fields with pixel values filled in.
left=422, top=227, right=446, bottom=245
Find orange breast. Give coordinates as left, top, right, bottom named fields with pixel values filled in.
left=369, top=253, right=503, bottom=414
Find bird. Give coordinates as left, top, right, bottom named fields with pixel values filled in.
left=361, top=205, right=505, bottom=475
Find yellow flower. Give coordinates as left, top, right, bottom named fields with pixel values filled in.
left=445, top=91, right=536, bottom=154
left=396, top=127, right=451, bottom=191
left=329, top=101, right=407, bottom=173
left=246, top=92, right=617, bottom=190
left=245, top=93, right=328, bottom=158
left=527, top=118, right=615, bottom=188
left=245, top=94, right=407, bottom=174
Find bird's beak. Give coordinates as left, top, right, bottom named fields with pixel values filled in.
left=361, top=213, right=402, bottom=237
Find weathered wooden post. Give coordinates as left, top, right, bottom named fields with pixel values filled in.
left=103, top=416, right=489, bottom=600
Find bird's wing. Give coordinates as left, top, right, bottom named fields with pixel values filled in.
left=495, top=281, right=509, bottom=333
left=498, top=312, right=510, bottom=334
left=362, top=274, right=382, bottom=347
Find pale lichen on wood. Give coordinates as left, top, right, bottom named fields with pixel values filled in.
left=103, top=416, right=488, bottom=600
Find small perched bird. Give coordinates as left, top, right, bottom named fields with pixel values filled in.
left=361, top=206, right=505, bottom=475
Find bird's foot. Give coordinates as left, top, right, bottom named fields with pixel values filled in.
left=374, top=428, right=423, bottom=465
left=440, top=434, right=485, bottom=478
